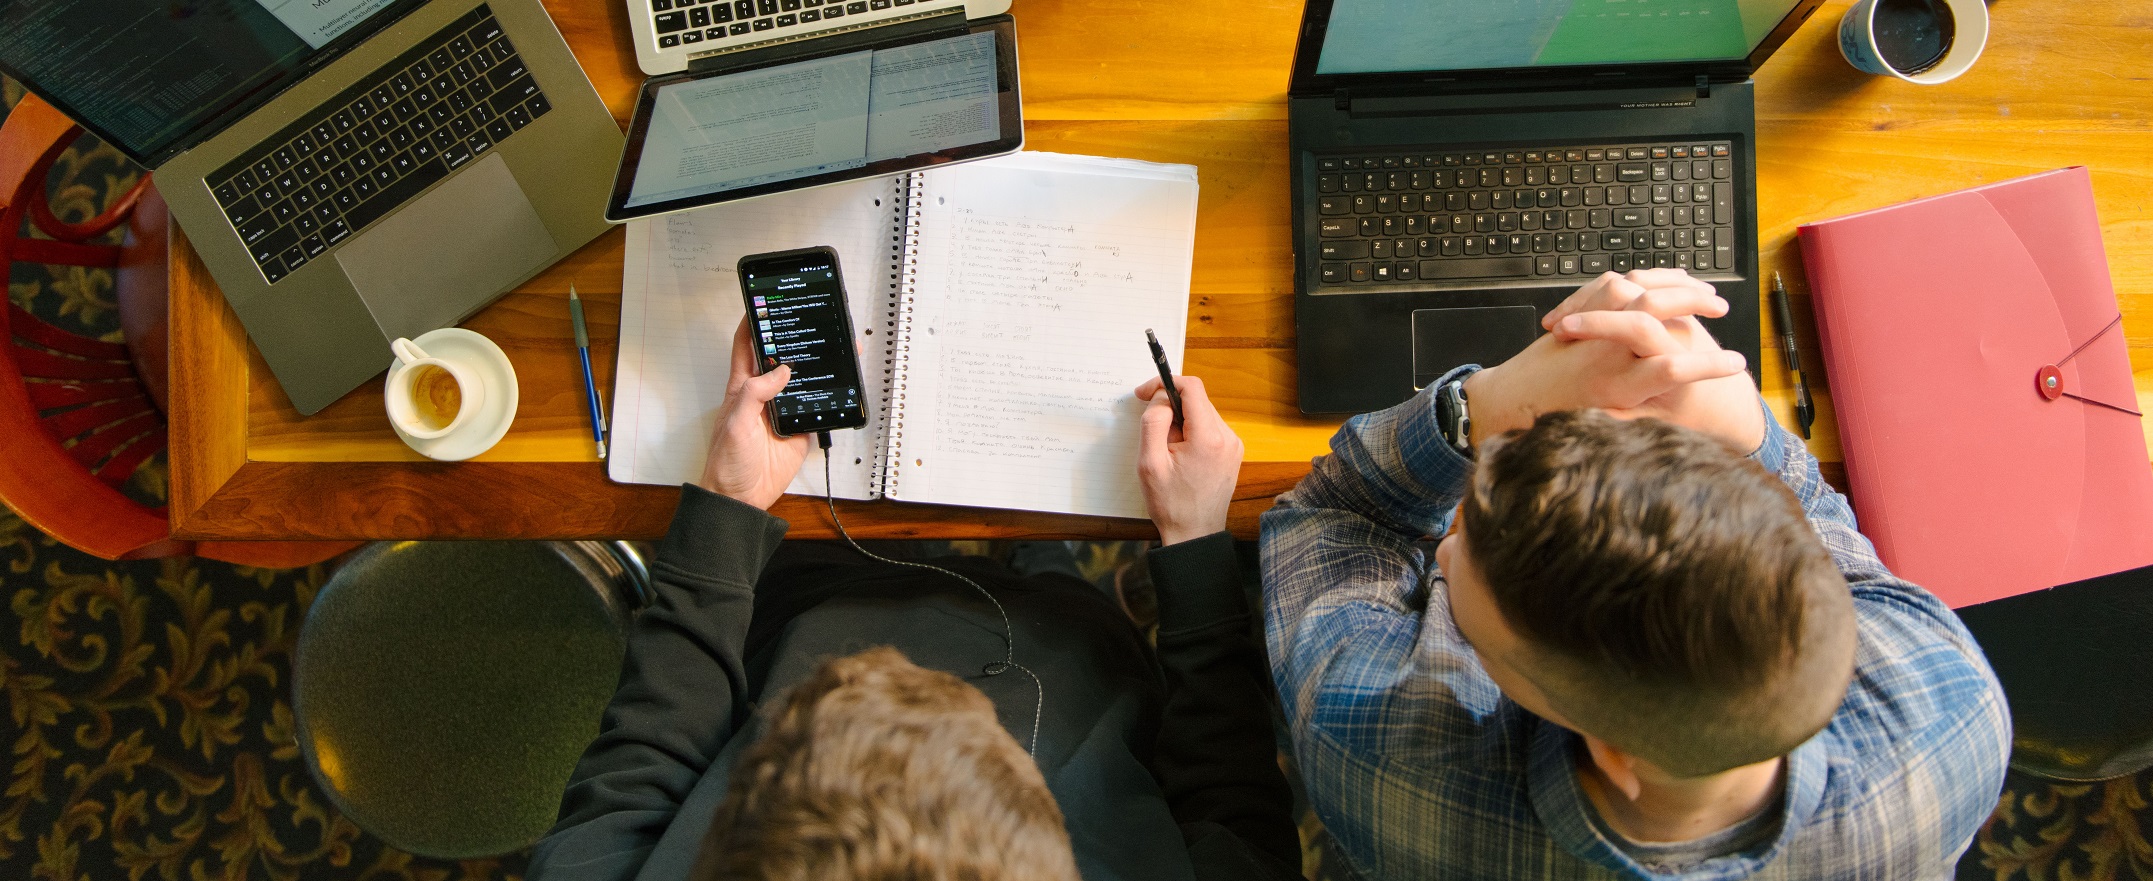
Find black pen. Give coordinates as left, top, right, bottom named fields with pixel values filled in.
left=1145, top=328, right=1184, bottom=431
left=1770, top=272, right=1814, bottom=440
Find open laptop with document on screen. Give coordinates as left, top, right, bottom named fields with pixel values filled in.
left=1288, top=0, right=1824, bottom=414
left=619, top=0, right=1006, bottom=77
left=0, top=0, right=624, bottom=415
left=604, top=13, right=1020, bottom=221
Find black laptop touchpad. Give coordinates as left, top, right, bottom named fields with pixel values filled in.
left=1411, top=306, right=1541, bottom=389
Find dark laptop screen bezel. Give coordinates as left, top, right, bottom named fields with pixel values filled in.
left=1285, top=0, right=1825, bottom=97
left=0, top=0, right=436, bottom=168
left=603, top=16, right=1021, bottom=223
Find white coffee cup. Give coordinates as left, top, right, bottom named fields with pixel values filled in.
left=1839, top=0, right=1988, bottom=85
left=386, top=338, right=487, bottom=440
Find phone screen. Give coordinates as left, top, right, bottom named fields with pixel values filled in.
left=740, top=250, right=869, bottom=436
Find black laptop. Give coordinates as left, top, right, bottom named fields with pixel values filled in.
left=1287, top=0, right=1824, bottom=414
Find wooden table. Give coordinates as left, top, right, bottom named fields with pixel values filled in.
left=169, top=0, right=2153, bottom=541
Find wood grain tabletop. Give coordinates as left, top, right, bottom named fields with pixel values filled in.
left=168, top=0, right=2153, bottom=541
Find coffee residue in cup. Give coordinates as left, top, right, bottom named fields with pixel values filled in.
left=409, top=364, right=464, bottom=431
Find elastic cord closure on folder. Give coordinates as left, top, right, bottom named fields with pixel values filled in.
left=2037, top=315, right=2141, bottom=416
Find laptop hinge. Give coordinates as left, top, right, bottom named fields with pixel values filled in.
left=1696, top=74, right=1711, bottom=99
left=1335, top=89, right=1351, bottom=111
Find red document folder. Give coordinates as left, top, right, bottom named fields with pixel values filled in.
left=1797, top=167, right=2153, bottom=608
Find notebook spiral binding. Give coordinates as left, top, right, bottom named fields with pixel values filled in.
left=880, top=172, right=927, bottom=496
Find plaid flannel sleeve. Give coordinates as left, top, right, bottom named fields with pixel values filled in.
left=1260, top=367, right=1505, bottom=766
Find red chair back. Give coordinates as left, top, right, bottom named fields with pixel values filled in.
left=1, top=94, right=354, bottom=566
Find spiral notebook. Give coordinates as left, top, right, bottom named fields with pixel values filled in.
left=608, top=152, right=1201, bottom=519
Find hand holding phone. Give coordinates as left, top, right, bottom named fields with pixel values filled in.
left=698, top=317, right=810, bottom=509
left=737, top=246, right=871, bottom=437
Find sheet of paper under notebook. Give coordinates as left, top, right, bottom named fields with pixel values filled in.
left=609, top=152, right=1201, bottom=520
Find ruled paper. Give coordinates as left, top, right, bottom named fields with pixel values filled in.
left=608, top=177, right=904, bottom=499
left=889, top=153, right=1199, bottom=519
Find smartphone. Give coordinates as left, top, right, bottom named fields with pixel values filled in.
left=737, top=247, right=870, bottom=437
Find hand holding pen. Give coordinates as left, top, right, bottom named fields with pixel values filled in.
left=1135, top=330, right=1243, bottom=545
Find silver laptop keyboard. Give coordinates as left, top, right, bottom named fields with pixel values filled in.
left=1310, top=141, right=1739, bottom=288
left=652, top=0, right=938, bottom=51
left=208, top=6, right=551, bottom=285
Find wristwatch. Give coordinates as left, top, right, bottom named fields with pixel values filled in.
left=1434, top=374, right=1474, bottom=458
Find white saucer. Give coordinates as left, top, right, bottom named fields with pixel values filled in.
left=386, top=328, right=518, bottom=462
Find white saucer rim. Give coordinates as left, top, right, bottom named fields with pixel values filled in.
left=386, top=328, right=518, bottom=461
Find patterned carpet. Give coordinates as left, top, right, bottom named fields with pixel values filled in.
left=5, top=79, right=2151, bottom=881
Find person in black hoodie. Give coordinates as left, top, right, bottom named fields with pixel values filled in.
left=529, top=318, right=1301, bottom=881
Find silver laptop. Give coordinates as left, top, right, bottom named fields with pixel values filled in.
left=626, top=0, right=1009, bottom=75
left=0, top=0, right=625, bottom=415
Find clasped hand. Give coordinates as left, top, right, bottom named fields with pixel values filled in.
left=1464, top=268, right=1767, bottom=452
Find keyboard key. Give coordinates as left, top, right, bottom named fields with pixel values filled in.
left=1319, top=264, right=1344, bottom=284
left=690, top=5, right=710, bottom=26
left=847, top=1, right=866, bottom=12
left=659, top=34, right=681, bottom=46
left=1417, top=257, right=1530, bottom=280
left=730, top=21, right=751, bottom=33
left=1582, top=253, right=1609, bottom=274
left=753, top=16, right=775, bottom=29
left=1348, top=263, right=1371, bottom=283
left=776, top=13, right=796, bottom=26
left=1319, top=240, right=1368, bottom=260
left=1317, top=196, right=1347, bottom=215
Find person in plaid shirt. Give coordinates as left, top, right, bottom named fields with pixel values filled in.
left=1263, top=269, right=2009, bottom=880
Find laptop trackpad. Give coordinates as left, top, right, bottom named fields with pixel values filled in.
left=1412, top=305, right=1541, bottom=389
left=336, top=154, right=560, bottom=342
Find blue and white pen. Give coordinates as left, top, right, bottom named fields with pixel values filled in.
left=569, top=284, right=608, bottom=460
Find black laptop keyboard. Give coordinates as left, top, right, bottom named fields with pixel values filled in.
left=208, top=6, right=552, bottom=285
left=649, top=0, right=938, bottom=50
left=1310, top=141, right=1739, bottom=288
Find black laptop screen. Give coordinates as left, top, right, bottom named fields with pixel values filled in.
left=1315, top=0, right=1803, bottom=75
left=0, top=0, right=413, bottom=165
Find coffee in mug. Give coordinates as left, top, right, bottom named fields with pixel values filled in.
left=1871, top=0, right=1953, bottom=75
left=1839, top=0, right=1987, bottom=85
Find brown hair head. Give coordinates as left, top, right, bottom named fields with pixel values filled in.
left=693, top=646, right=1079, bottom=881
left=1459, top=409, right=1856, bottom=777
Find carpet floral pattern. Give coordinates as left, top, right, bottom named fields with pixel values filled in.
left=4, top=78, right=2150, bottom=881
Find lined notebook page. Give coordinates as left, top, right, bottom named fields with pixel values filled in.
left=889, top=153, right=1199, bottom=518
left=609, top=176, right=903, bottom=498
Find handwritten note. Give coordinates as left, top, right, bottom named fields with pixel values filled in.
left=892, top=154, right=1200, bottom=519
left=609, top=177, right=904, bottom=498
